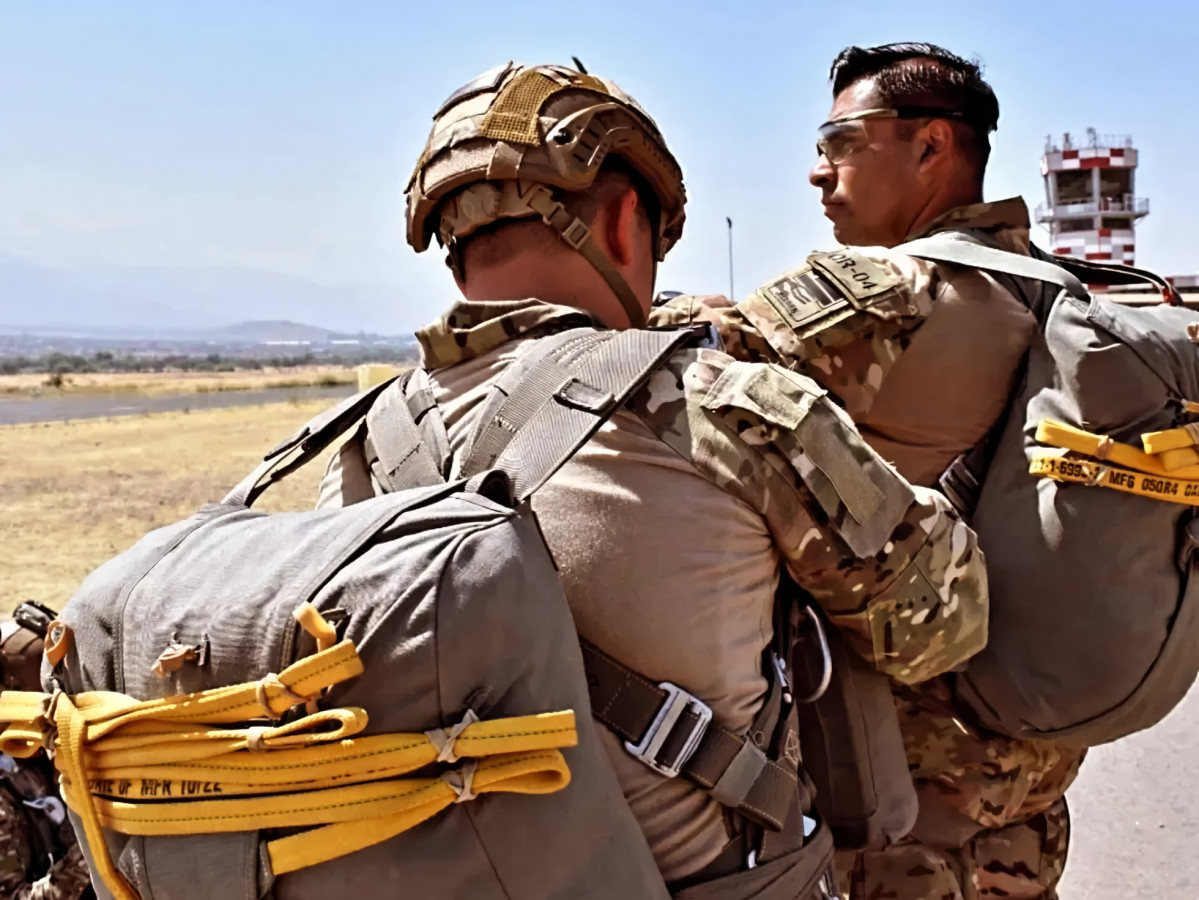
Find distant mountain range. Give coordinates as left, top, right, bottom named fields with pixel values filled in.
left=0, top=249, right=423, bottom=338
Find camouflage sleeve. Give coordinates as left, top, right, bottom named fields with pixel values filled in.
left=727, top=245, right=1034, bottom=434
left=647, top=293, right=732, bottom=330
left=0, top=787, right=33, bottom=899
left=630, top=348, right=988, bottom=685
left=729, top=247, right=941, bottom=420
left=27, top=843, right=92, bottom=900
left=647, top=294, right=782, bottom=365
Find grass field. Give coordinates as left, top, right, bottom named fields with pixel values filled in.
left=0, top=366, right=357, bottom=398
left=0, top=398, right=344, bottom=614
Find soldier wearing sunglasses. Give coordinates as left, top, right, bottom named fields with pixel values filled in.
left=654, top=43, right=1079, bottom=900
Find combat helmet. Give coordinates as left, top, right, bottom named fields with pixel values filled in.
left=405, top=61, right=687, bottom=328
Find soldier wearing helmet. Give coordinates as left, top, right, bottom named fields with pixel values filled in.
left=404, top=61, right=685, bottom=330
left=319, top=62, right=989, bottom=896
left=1, top=603, right=93, bottom=900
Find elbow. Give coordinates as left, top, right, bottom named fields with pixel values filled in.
left=868, top=513, right=990, bottom=686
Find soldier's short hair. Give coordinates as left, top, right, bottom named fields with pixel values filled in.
left=459, top=157, right=659, bottom=275
left=828, top=43, right=1000, bottom=179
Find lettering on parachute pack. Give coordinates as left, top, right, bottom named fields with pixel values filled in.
left=755, top=248, right=900, bottom=339
left=89, top=778, right=225, bottom=798
left=1031, top=455, right=1199, bottom=504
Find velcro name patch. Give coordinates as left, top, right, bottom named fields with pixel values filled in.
left=755, top=265, right=856, bottom=337
left=809, top=248, right=899, bottom=306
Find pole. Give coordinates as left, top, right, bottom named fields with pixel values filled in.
left=726, top=217, right=735, bottom=301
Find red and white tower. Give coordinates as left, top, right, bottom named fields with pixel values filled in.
left=1036, top=128, right=1149, bottom=270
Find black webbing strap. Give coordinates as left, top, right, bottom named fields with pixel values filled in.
left=460, top=326, right=701, bottom=502
left=1043, top=248, right=1181, bottom=304
left=366, top=369, right=451, bottom=492
left=581, top=639, right=806, bottom=834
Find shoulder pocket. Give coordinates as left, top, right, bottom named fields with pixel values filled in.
left=702, top=362, right=912, bottom=556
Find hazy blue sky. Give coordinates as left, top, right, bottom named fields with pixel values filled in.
left=0, top=1, right=1195, bottom=331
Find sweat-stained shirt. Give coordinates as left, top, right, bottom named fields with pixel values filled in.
left=317, top=297, right=989, bottom=883
left=654, top=198, right=1085, bottom=852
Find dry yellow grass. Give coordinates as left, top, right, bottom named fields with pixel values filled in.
left=0, top=366, right=356, bottom=398
left=0, top=399, right=345, bottom=614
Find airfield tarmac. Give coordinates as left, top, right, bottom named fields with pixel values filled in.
left=0, top=382, right=355, bottom=425
left=1058, top=681, right=1196, bottom=898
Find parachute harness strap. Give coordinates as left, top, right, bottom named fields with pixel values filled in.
left=0, top=606, right=578, bottom=899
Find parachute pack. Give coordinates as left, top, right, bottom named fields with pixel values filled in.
left=0, top=326, right=853, bottom=900
left=907, top=233, right=1199, bottom=746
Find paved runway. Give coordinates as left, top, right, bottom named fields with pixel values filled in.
left=1057, top=680, right=1197, bottom=898
left=0, top=383, right=354, bottom=425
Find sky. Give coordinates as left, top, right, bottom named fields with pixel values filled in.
left=0, top=0, right=1196, bottom=332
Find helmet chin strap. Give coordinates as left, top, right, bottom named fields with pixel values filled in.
left=525, top=186, right=648, bottom=329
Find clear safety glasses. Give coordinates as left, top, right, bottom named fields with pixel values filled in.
left=816, top=106, right=970, bottom=165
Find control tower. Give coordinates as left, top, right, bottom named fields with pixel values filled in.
left=1036, top=128, right=1149, bottom=269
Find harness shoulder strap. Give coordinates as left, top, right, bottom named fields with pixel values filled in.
left=904, top=232, right=1090, bottom=302
left=581, top=638, right=809, bottom=841
left=1039, top=248, right=1181, bottom=303
left=365, top=369, right=451, bottom=492
left=460, top=326, right=700, bottom=502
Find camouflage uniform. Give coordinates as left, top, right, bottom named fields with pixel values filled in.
left=1, top=613, right=93, bottom=900
left=321, top=298, right=991, bottom=881
left=0, top=756, right=92, bottom=900
left=655, top=198, right=1083, bottom=900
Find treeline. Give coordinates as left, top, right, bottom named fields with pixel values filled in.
left=1, top=348, right=417, bottom=376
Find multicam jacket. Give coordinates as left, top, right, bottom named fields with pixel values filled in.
left=655, top=197, right=1084, bottom=841
left=660, top=198, right=1041, bottom=487
left=320, top=297, right=989, bottom=880
left=0, top=755, right=92, bottom=900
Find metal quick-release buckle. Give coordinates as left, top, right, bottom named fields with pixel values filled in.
left=624, top=682, right=713, bottom=778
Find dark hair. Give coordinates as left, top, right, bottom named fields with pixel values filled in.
left=829, top=42, right=999, bottom=176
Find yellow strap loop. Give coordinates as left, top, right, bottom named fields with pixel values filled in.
left=62, top=748, right=571, bottom=876
left=1156, top=446, right=1199, bottom=472
left=294, top=601, right=338, bottom=652
left=1036, top=420, right=1199, bottom=480
left=1142, top=420, right=1199, bottom=454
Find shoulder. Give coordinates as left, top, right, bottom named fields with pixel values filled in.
left=730, top=241, right=1030, bottom=391
left=738, top=246, right=939, bottom=348
left=628, top=347, right=913, bottom=558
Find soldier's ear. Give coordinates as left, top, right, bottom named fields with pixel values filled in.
left=602, top=186, right=643, bottom=268
left=918, top=119, right=954, bottom=170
